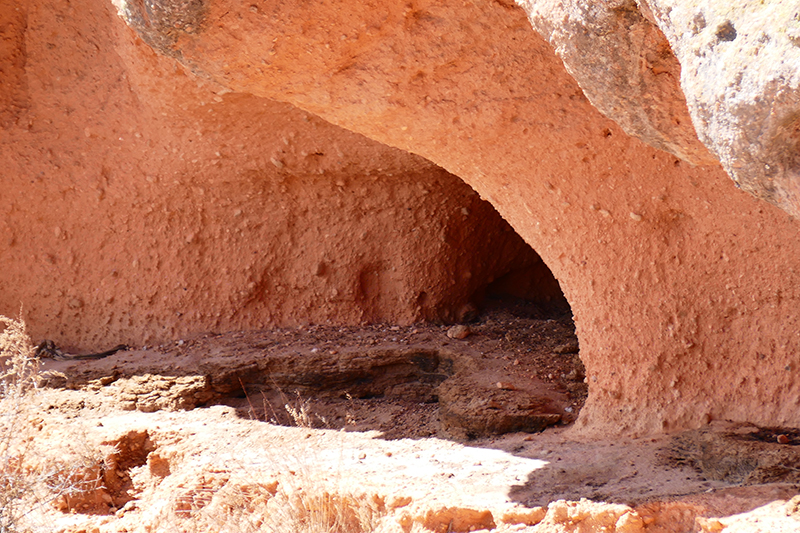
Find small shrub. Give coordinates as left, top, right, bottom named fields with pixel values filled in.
left=0, top=314, right=43, bottom=532
left=0, top=315, right=105, bottom=532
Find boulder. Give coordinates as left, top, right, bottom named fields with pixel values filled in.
left=516, top=0, right=716, bottom=166
left=642, top=0, right=800, bottom=217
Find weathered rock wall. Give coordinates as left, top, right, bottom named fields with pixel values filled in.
left=641, top=0, right=800, bottom=217
left=518, top=0, right=800, bottom=217
left=0, top=0, right=548, bottom=350
left=109, top=0, right=800, bottom=437
left=517, top=0, right=716, bottom=166
left=0, top=0, right=27, bottom=129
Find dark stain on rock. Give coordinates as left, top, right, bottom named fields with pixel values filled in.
left=715, top=20, right=737, bottom=42
left=691, top=12, right=706, bottom=35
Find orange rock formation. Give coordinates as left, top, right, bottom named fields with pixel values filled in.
left=3, top=0, right=800, bottom=437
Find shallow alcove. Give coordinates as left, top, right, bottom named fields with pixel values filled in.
left=1, top=0, right=587, bottom=444
left=191, top=200, right=587, bottom=440
left=0, top=15, right=576, bottom=356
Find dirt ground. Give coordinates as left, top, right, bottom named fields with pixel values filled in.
left=21, top=300, right=800, bottom=532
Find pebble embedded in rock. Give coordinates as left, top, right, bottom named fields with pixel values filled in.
left=777, top=434, right=790, bottom=444
left=446, top=325, right=471, bottom=339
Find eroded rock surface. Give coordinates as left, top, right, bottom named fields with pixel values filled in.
left=516, top=0, right=800, bottom=217
left=0, top=0, right=554, bottom=350
left=40, top=309, right=581, bottom=439
left=671, top=421, right=800, bottom=485
left=104, top=0, right=800, bottom=437
left=4, top=0, right=800, bottom=437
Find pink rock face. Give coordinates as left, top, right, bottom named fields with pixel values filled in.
left=108, top=0, right=800, bottom=437
left=3, top=0, right=800, bottom=437
left=0, top=0, right=548, bottom=347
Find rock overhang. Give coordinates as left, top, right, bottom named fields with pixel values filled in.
left=3, top=0, right=800, bottom=437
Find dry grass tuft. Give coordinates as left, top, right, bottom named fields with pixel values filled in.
left=278, top=489, right=387, bottom=533
left=0, top=314, right=44, bottom=532
left=0, top=314, right=106, bottom=532
left=284, top=391, right=328, bottom=429
left=157, top=470, right=389, bottom=533
left=154, top=393, right=390, bottom=532
left=0, top=314, right=40, bottom=391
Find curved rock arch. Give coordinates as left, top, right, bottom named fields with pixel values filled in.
left=109, top=0, right=800, bottom=437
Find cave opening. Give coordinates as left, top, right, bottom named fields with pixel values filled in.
left=449, top=186, right=574, bottom=326
left=207, top=175, right=588, bottom=439
left=479, top=244, right=572, bottom=322
left=451, top=199, right=587, bottom=433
